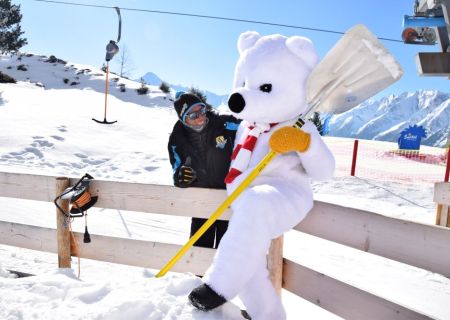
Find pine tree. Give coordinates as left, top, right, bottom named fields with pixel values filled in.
left=136, top=77, right=149, bottom=95
left=310, top=112, right=323, bottom=136
left=0, top=0, right=27, bottom=53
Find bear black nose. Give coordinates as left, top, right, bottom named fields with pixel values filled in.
left=228, top=93, right=246, bottom=113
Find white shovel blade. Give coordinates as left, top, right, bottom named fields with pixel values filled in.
left=306, top=24, right=403, bottom=114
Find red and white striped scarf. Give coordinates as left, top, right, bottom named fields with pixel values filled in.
left=225, top=122, right=277, bottom=184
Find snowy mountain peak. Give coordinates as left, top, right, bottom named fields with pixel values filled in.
left=139, top=72, right=162, bottom=86
left=328, top=89, right=450, bottom=147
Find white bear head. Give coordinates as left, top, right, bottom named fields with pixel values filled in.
left=228, top=31, right=319, bottom=124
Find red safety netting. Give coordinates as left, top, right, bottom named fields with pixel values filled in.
left=324, top=137, right=449, bottom=184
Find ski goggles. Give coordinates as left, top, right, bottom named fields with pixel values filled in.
left=182, top=104, right=207, bottom=122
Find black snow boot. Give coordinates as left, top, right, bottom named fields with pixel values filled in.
left=188, top=283, right=227, bottom=311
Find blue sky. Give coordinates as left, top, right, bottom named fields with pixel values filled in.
left=15, top=0, right=449, bottom=97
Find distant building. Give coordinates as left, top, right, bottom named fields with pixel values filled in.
left=398, top=125, right=427, bottom=150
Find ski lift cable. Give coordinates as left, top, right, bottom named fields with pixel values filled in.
left=34, top=0, right=403, bottom=43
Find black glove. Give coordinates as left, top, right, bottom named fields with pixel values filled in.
left=177, top=166, right=197, bottom=187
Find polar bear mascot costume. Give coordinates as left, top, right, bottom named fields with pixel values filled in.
left=189, top=31, right=335, bottom=320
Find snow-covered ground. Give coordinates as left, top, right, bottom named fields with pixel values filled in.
left=0, top=54, right=449, bottom=319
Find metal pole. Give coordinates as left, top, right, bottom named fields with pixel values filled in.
left=351, top=139, right=359, bottom=176
left=445, top=147, right=450, bottom=182
left=104, top=62, right=109, bottom=121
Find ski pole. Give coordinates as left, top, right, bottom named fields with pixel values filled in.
left=155, top=118, right=306, bottom=278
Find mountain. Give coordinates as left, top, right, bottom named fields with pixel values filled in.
left=139, top=72, right=162, bottom=86
left=327, top=90, right=450, bottom=148
left=139, top=72, right=228, bottom=107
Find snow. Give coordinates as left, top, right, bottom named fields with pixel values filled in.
left=0, top=54, right=450, bottom=319
left=0, top=265, right=244, bottom=319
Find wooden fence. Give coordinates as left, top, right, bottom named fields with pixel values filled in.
left=435, top=182, right=450, bottom=227
left=1, top=171, right=450, bottom=320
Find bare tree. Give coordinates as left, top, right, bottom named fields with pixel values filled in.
left=114, top=44, right=134, bottom=78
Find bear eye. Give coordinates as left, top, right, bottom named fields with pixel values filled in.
left=259, top=83, right=272, bottom=93
left=242, top=81, right=246, bottom=87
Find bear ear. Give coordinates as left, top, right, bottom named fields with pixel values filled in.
left=237, top=31, right=261, bottom=54
left=285, top=36, right=319, bottom=70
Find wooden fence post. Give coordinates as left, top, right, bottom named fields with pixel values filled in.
left=55, top=177, right=71, bottom=268
left=268, top=235, right=284, bottom=294
left=434, top=182, right=450, bottom=227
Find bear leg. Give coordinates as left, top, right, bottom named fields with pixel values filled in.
left=239, top=260, right=286, bottom=320
left=201, top=194, right=273, bottom=300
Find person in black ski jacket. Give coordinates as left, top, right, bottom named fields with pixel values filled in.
left=168, top=92, right=240, bottom=249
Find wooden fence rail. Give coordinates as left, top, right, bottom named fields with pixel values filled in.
left=1, top=172, right=449, bottom=320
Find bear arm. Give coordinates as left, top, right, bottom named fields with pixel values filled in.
left=296, top=121, right=335, bottom=181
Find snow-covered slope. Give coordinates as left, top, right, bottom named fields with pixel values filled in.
left=0, top=53, right=176, bottom=182
left=0, top=54, right=172, bottom=108
left=328, top=90, right=450, bottom=147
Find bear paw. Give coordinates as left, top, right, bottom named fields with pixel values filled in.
left=269, top=126, right=310, bottom=153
